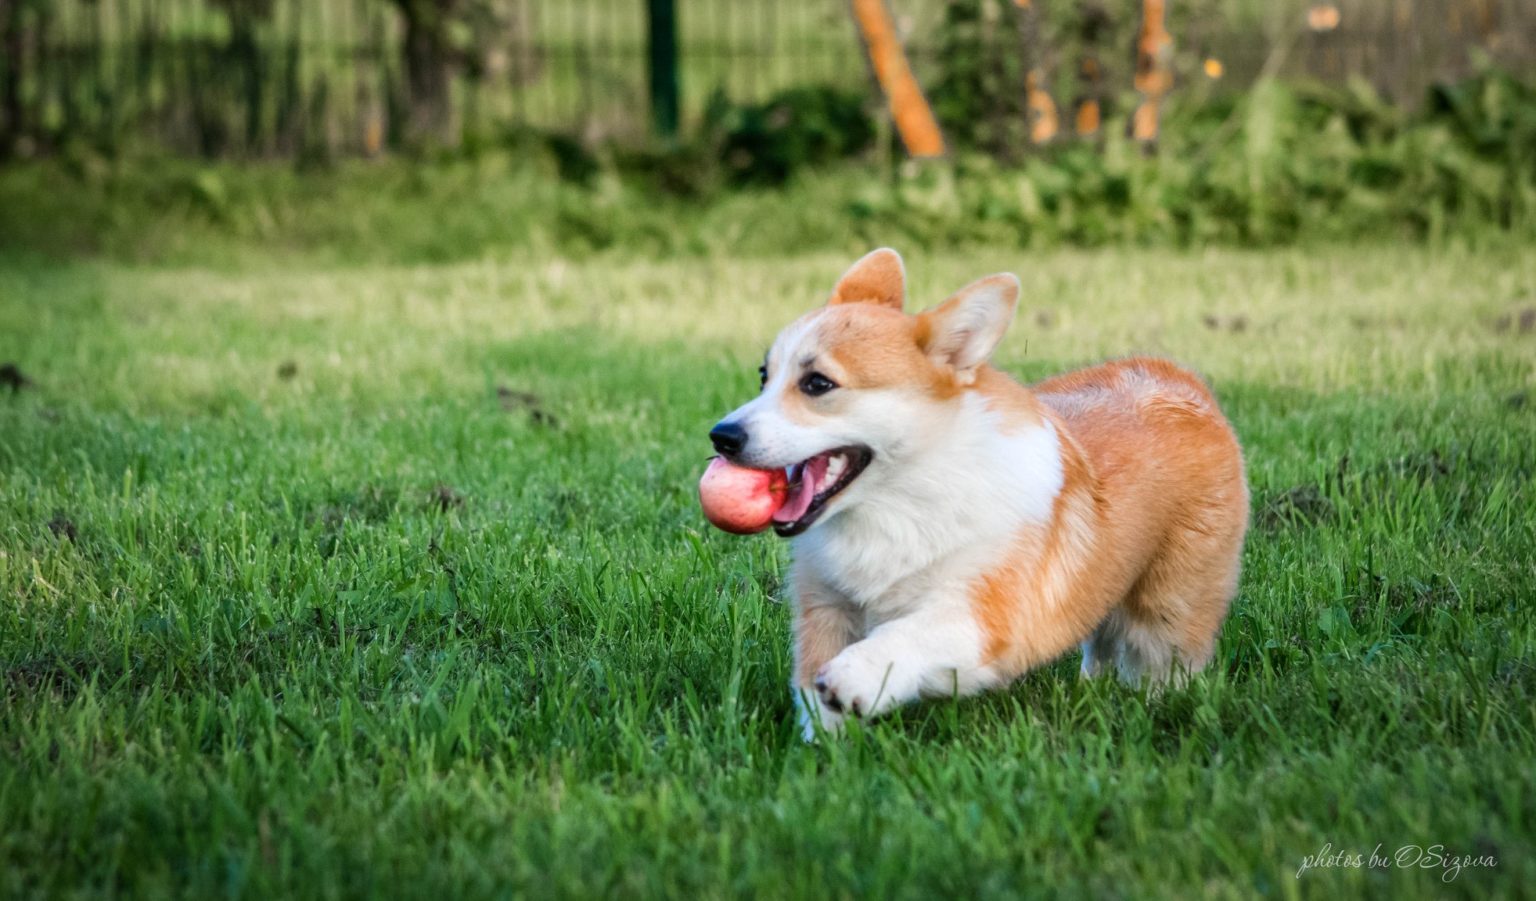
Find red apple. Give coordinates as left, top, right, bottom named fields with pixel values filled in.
left=698, top=457, right=789, bottom=534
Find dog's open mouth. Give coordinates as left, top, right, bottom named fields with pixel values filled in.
left=772, top=446, right=873, bottom=537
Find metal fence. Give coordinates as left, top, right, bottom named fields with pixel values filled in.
left=1, top=0, right=1533, bottom=159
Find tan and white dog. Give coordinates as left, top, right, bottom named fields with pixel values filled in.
left=709, top=249, right=1250, bottom=740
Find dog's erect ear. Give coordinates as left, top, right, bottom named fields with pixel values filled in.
left=917, top=274, right=1020, bottom=383
left=829, top=248, right=905, bottom=311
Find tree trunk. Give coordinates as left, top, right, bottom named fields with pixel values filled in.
left=1010, top=0, right=1058, bottom=148
left=1072, top=3, right=1109, bottom=140
left=848, top=0, right=945, bottom=158
left=0, top=0, right=27, bottom=160
left=1130, top=0, right=1172, bottom=152
left=396, top=0, right=460, bottom=149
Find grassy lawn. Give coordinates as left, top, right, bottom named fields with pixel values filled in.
left=1, top=244, right=1533, bottom=898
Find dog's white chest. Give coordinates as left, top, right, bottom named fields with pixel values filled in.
left=795, top=414, right=1065, bottom=615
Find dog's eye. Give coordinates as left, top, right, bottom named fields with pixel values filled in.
left=800, top=372, right=837, bottom=397
left=758, top=365, right=768, bottom=390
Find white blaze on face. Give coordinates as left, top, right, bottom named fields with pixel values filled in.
left=718, top=313, right=852, bottom=469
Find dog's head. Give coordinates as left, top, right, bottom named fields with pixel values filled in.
left=710, top=248, right=1021, bottom=537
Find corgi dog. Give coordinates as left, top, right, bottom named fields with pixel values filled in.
left=708, top=249, right=1249, bottom=740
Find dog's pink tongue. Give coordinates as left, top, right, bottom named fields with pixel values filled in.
left=773, top=455, right=827, bottom=524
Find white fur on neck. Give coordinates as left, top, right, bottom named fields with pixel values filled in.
left=795, top=390, right=1064, bottom=612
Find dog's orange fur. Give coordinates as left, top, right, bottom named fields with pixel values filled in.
left=805, top=256, right=1246, bottom=686
left=972, top=359, right=1248, bottom=677
left=792, top=571, right=859, bottom=687
left=790, top=354, right=1244, bottom=689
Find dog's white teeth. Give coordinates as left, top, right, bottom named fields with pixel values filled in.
left=826, top=454, right=846, bottom=481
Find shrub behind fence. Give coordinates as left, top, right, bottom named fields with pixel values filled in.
left=0, top=0, right=1532, bottom=161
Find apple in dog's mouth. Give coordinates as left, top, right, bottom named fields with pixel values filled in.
left=699, top=457, right=790, bottom=534
left=772, top=446, right=874, bottom=537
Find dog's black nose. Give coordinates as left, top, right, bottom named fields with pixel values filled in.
left=710, top=421, right=748, bottom=457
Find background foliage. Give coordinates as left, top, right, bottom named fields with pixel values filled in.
left=4, top=64, right=1534, bottom=264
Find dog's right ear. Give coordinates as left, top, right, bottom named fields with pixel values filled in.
left=829, top=248, right=905, bottom=311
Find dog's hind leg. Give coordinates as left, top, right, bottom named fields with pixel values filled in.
left=1112, top=521, right=1244, bottom=688
left=1079, top=609, right=1129, bottom=679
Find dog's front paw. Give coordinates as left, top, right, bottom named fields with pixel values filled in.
left=814, top=644, right=909, bottom=720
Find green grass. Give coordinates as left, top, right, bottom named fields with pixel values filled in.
left=1, top=243, right=1534, bottom=898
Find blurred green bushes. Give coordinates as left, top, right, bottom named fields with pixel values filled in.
left=0, top=67, right=1532, bottom=265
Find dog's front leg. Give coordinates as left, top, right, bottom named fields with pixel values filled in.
left=814, top=603, right=987, bottom=725
left=791, top=576, right=860, bottom=741
left=792, top=598, right=866, bottom=739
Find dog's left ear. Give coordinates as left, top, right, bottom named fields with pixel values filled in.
left=917, top=274, right=1020, bottom=384
left=829, top=248, right=905, bottom=311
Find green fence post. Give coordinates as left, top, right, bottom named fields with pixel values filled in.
left=646, top=0, right=678, bottom=138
